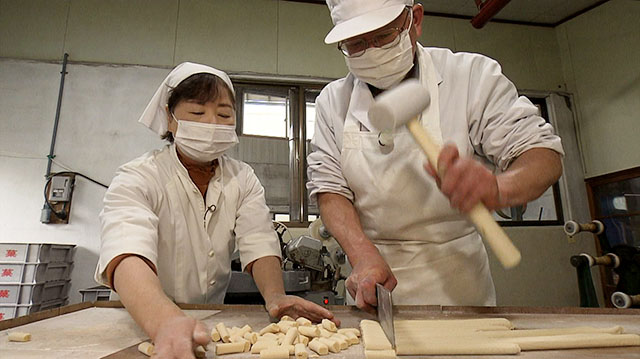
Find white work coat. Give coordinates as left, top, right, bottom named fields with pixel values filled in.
left=95, top=144, right=281, bottom=304
left=307, top=44, right=564, bottom=306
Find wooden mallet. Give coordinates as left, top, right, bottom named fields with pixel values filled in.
left=368, top=79, right=521, bottom=269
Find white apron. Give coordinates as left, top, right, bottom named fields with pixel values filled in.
left=340, top=49, right=496, bottom=306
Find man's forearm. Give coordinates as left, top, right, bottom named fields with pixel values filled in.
left=497, top=148, right=563, bottom=207
left=113, top=256, right=184, bottom=340
left=317, top=192, right=380, bottom=267
left=250, top=256, right=286, bottom=304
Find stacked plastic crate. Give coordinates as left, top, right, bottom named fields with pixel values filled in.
left=0, top=243, right=75, bottom=320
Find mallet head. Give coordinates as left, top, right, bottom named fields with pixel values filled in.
left=368, top=79, right=431, bottom=132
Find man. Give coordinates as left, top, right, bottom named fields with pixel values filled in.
left=307, top=0, right=564, bottom=312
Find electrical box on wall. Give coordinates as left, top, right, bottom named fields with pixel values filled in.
left=49, top=176, right=73, bottom=202
left=41, top=174, right=76, bottom=224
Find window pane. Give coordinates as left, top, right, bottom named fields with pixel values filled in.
left=306, top=102, right=316, bottom=140
left=242, top=93, right=288, bottom=138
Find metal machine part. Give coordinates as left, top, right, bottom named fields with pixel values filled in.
left=611, top=292, right=640, bottom=309
left=284, top=235, right=324, bottom=272
left=226, top=270, right=311, bottom=294
left=564, top=220, right=605, bottom=237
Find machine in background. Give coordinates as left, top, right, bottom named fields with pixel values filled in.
left=566, top=219, right=640, bottom=308
left=224, top=219, right=347, bottom=306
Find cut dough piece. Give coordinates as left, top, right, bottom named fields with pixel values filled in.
left=260, top=333, right=279, bottom=341
left=216, top=342, right=246, bottom=355
left=342, top=331, right=360, bottom=345
left=278, top=320, right=297, bottom=333
left=322, top=319, right=338, bottom=332
left=260, top=346, right=290, bottom=359
left=260, top=323, right=280, bottom=335
left=298, top=334, right=310, bottom=345
left=299, top=326, right=320, bottom=338
left=309, top=338, right=329, bottom=355
left=281, top=315, right=295, bottom=322
left=194, top=345, right=206, bottom=358
left=216, top=322, right=231, bottom=343
left=8, top=332, right=31, bottom=342
left=251, top=340, right=279, bottom=354
left=296, top=317, right=313, bottom=326
left=361, top=320, right=392, bottom=350
left=295, top=343, right=309, bottom=359
left=211, top=327, right=221, bottom=342
left=137, top=342, right=154, bottom=356
left=244, top=331, right=258, bottom=344
left=330, top=334, right=349, bottom=350
left=502, top=333, right=640, bottom=351
left=364, top=349, right=397, bottom=359
left=318, top=337, right=340, bottom=353
left=283, top=327, right=299, bottom=346
left=338, top=328, right=360, bottom=337
left=318, top=326, right=333, bottom=338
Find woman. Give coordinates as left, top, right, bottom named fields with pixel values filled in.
left=95, top=62, right=337, bottom=358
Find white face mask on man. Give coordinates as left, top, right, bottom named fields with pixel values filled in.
left=172, top=114, right=239, bottom=163
left=345, top=25, right=415, bottom=90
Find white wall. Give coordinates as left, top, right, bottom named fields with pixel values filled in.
left=0, top=0, right=622, bottom=307
left=556, top=0, right=640, bottom=178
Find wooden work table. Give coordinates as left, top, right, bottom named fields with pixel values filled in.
left=1, top=302, right=639, bottom=358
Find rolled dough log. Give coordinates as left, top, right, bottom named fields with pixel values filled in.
left=8, top=332, right=31, bottom=342
left=502, top=333, right=640, bottom=351
left=137, top=342, right=154, bottom=356
left=395, top=339, right=521, bottom=355
left=364, top=349, right=397, bottom=359
left=481, top=326, right=624, bottom=338
left=361, top=320, right=392, bottom=350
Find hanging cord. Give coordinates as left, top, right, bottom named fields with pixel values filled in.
left=44, top=171, right=109, bottom=220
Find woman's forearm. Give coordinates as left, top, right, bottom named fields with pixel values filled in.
left=113, top=256, right=184, bottom=340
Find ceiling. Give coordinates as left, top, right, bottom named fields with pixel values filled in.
left=296, top=0, right=609, bottom=26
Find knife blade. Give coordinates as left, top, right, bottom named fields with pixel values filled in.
left=376, top=283, right=396, bottom=348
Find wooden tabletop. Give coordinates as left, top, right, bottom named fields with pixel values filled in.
left=1, top=302, right=639, bottom=358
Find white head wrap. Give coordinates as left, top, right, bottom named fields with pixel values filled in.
left=138, top=62, right=235, bottom=136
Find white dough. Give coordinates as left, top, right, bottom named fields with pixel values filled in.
left=260, top=346, right=290, bottom=359
left=295, top=343, right=309, bottom=359
left=216, top=322, right=231, bottom=343
left=309, top=338, right=329, bottom=355
left=322, top=318, right=337, bottom=332
left=216, top=342, right=246, bottom=355
left=251, top=340, right=279, bottom=354
left=8, top=332, right=31, bottom=342
left=360, top=320, right=392, bottom=350
left=296, top=317, right=313, bottom=326
left=299, top=326, right=320, bottom=338
left=364, top=349, right=397, bottom=359
left=137, top=342, right=154, bottom=356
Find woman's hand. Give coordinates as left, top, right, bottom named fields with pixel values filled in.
left=151, top=314, right=210, bottom=359
left=265, top=293, right=341, bottom=326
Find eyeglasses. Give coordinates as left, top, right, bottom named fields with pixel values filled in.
left=338, top=7, right=412, bottom=58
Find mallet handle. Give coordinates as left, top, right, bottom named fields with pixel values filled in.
left=407, top=117, right=521, bottom=268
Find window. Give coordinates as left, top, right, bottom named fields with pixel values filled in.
left=230, top=79, right=565, bottom=227
left=492, top=96, right=564, bottom=226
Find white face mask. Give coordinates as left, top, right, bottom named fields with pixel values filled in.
left=173, top=116, right=238, bottom=163
left=345, top=29, right=415, bottom=90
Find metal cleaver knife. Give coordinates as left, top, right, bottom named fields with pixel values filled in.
left=376, top=283, right=396, bottom=348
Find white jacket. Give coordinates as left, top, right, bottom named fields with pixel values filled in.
left=95, top=144, right=281, bottom=304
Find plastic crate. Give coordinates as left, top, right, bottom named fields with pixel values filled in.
left=79, top=285, right=112, bottom=302
left=0, top=298, right=68, bottom=321
left=0, top=280, right=70, bottom=304
left=0, top=262, right=73, bottom=283
left=0, top=243, right=75, bottom=263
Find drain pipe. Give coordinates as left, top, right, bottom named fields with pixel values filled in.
left=41, top=53, right=69, bottom=223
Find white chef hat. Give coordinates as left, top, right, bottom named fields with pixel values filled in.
left=138, top=62, right=235, bottom=136
left=324, top=0, right=413, bottom=44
